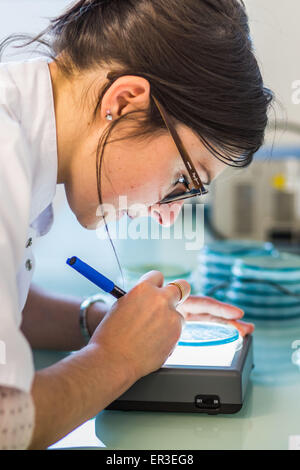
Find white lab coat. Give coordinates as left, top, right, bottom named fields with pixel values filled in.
left=0, top=58, right=58, bottom=392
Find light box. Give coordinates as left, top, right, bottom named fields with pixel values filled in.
left=107, top=322, right=253, bottom=414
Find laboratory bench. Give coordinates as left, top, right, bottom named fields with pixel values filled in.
left=33, top=317, right=300, bottom=451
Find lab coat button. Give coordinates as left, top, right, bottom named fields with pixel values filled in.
left=26, top=237, right=33, bottom=248
left=25, top=259, right=33, bottom=271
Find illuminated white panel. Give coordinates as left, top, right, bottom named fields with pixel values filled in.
left=164, top=322, right=243, bottom=368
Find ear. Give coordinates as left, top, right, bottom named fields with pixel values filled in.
left=100, top=75, right=151, bottom=122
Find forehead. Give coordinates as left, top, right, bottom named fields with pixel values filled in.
left=176, top=124, right=227, bottom=183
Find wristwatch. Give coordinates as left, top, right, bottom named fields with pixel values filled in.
left=79, top=293, right=107, bottom=344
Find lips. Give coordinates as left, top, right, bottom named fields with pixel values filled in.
left=121, top=209, right=163, bottom=224
left=127, top=212, right=134, bottom=220
left=118, top=210, right=134, bottom=220
left=151, top=209, right=163, bottom=225
left=116, top=210, right=126, bottom=220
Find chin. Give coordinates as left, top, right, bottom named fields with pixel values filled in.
left=76, top=215, right=100, bottom=230
left=75, top=206, right=125, bottom=230
left=79, top=214, right=123, bottom=230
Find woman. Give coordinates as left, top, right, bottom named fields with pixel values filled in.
left=0, top=0, right=272, bottom=449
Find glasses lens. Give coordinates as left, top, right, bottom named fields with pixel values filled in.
left=159, top=189, right=208, bottom=205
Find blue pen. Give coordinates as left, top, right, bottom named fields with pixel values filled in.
left=66, top=256, right=126, bottom=299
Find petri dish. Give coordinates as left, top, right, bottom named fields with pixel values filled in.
left=178, top=321, right=239, bottom=347
left=225, top=300, right=300, bottom=320
left=233, top=252, right=300, bottom=282
left=165, top=321, right=242, bottom=367
left=197, top=264, right=232, bottom=276
left=225, top=289, right=300, bottom=307
left=229, top=278, right=300, bottom=295
left=120, top=264, right=192, bottom=291
left=124, top=264, right=191, bottom=279
left=195, top=240, right=276, bottom=300
left=199, top=240, right=275, bottom=267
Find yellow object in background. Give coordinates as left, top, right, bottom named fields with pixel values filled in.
left=272, top=174, right=286, bottom=191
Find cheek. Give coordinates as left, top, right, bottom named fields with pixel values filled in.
left=102, top=167, right=168, bottom=207
left=101, top=136, right=175, bottom=206
left=125, top=174, right=167, bottom=206
left=126, top=158, right=173, bottom=205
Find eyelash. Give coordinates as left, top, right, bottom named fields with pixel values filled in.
left=176, top=174, right=189, bottom=188
left=163, top=174, right=189, bottom=199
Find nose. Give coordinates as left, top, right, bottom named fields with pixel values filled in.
left=149, top=201, right=184, bottom=226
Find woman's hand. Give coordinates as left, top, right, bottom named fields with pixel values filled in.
left=177, top=295, right=254, bottom=337
left=86, top=300, right=108, bottom=337
left=89, top=271, right=190, bottom=383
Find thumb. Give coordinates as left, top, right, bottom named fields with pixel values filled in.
left=136, top=270, right=164, bottom=288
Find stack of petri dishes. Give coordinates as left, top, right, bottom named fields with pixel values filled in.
left=249, top=317, right=300, bottom=385
left=192, top=240, right=275, bottom=300
left=225, top=252, right=300, bottom=320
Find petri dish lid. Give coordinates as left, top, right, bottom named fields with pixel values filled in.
left=198, top=240, right=275, bottom=268
left=123, top=264, right=191, bottom=279
left=233, top=252, right=300, bottom=282
left=225, top=300, right=300, bottom=320
left=200, top=240, right=274, bottom=257
left=235, top=252, right=300, bottom=272
left=178, top=321, right=239, bottom=347
left=225, top=289, right=300, bottom=307
left=230, top=278, right=300, bottom=294
left=197, top=264, right=232, bottom=276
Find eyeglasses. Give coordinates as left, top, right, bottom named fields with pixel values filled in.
left=152, top=96, right=208, bottom=205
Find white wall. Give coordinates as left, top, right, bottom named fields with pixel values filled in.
left=244, top=0, right=300, bottom=145
left=1, top=1, right=69, bottom=38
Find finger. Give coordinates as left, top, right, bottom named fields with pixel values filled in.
left=181, top=295, right=244, bottom=320
left=233, top=320, right=255, bottom=337
left=168, top=313, right=185, bottom=357
left=185, top=313, right=255, bottom=337
left=137, top=270, right=164, bottom=288
left=177, top=310, right=186, bottom=327
left=162, top=279, right=191, bottom=307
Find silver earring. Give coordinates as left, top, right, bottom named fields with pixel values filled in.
left=106, top=110, right=113, bottom=121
